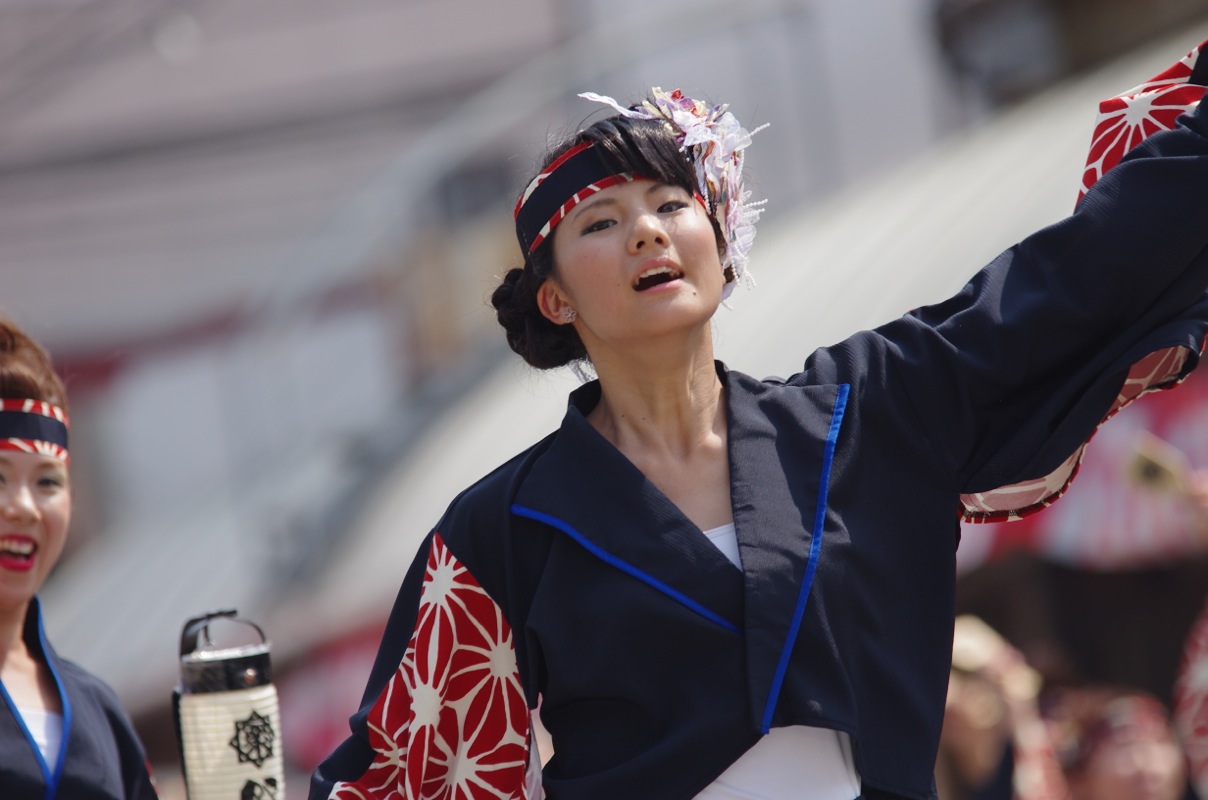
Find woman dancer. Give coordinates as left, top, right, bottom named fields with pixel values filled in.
left=312, top=41, right=1208, bottom=800
left=0, top=318, right=159, bottom=799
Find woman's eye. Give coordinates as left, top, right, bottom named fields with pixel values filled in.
left=659, top=200, right=689, bottom=213
left=38, top=475, right=65, bottom=489
left=582, top=219, right=614, bottom=235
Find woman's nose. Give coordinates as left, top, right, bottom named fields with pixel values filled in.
left=629, top=212, right=669, bottom=251
left=0, top=485, right=38, bottom=523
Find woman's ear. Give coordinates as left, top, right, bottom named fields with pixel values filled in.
left=537, top=279, right=574, bottom=325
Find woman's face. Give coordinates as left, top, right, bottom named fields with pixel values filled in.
left=1073, top=729, right=1186, bottom=800
left=0, top=451, right=70, bottom=613
left=542, top=178, right=724, bottom=355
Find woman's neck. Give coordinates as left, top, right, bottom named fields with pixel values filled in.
left=586, top=332, right=732, bottom=530
left=0, top=601, right=61, bottom=713
left=587, top=334, right=724, bottom=458
left=0, top=600, right=29, bottom=660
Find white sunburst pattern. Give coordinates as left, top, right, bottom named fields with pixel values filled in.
left=0, top=398, right=68, bottom=422
left=1, top=437, right=69, bottom=461
left=329, top=533, right=533, bottom=800
left=1079, top=41, right=1205, bottom=202
left=0, top=398, right=70, bottom=463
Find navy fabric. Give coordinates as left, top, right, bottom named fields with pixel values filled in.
left=0, top=598, right=158, bottom=800
left=312, top=99, right=1208, bottom=800
left=514, top=144, right=619, bottom=253
left=0, top=411, right=68, bottom=449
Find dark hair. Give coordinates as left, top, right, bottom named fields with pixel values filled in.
left=0, top=316, right=67, bottom=410
left=491, top=111, right=701, bottom=369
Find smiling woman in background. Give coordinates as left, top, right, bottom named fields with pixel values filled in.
left=0, top=317, right=158, bottom=800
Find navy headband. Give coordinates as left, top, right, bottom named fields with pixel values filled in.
left=513, top=142, right=637, bottom=254
left=0, top=400, right=70, bottom=462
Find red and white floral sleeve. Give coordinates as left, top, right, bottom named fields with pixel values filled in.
left=327, top=533, right=539, bottom=800
left=961, top=38, right=1208, bottom=524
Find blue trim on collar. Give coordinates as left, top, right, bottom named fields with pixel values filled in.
left=0, top=674, right=54, bottom=794
left=35, top=598, right=70, bottom=799
left=511, top=504, right=743, bottom=635
left=759, top=383, right=850, bottom=732
left=0, top=598, right=69, bottom=800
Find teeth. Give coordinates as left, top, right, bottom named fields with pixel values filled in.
left=0, top=538, right=34, bottom=557
left=633, top=265, right=683, bottom=290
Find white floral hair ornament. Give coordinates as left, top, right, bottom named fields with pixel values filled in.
left=579, top=88, right=768, bottom=300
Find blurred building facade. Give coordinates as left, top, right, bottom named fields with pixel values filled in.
left=2, top=0, right=1207, bottom=794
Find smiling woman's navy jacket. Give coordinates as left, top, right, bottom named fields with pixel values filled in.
left=1, top=598, right=158, bottom=800
left=311, top=76, right=1208, bottom=800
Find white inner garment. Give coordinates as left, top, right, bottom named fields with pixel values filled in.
left=695, top=725, right=861, bottom=800
left=703, top=522, right=742, bottom=568
left=18, top=706, right=63, bottom=773
left=697, top=523, right=861, bottom=800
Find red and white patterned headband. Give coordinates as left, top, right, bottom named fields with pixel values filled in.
left=0, top=399, right=70, bottom=464
left=513, top=87, right=760, bottom=273
left=579, top=88, right=766, bottom=300
left=513, top=141, right=643, bottom=254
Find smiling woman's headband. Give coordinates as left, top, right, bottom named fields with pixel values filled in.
left=0, top=399, right=69, bottom=463
left=513, top=88, right=766, bottom=298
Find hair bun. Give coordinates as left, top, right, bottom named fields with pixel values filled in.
left=490, top=262, right=585, bottom=370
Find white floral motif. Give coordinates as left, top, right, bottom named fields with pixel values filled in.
left=1079, top=41, right=1205, bottom=201
left=329, top=533, right=532, bottom=800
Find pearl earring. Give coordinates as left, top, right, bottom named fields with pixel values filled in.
left=563, top=308, right=577, bottom=323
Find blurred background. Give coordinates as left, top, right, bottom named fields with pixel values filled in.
left=3, top=0, right=1208, bottom=797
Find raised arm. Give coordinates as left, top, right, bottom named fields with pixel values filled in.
left=845, top=42, right=1208, bottom=521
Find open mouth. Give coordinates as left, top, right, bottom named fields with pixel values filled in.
left=0, top=537, right=36, bottom=563
left=633, top=265, right=683, bottom=292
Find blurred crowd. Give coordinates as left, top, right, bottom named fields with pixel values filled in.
left=937, top=613, right=1203, bottom=800
left=936, top=354, right=1208, bottom=800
